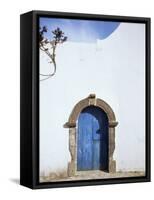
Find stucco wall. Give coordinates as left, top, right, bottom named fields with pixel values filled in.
left=39, top=22, right=145, bottom=176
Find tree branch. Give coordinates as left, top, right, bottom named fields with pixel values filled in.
left=39, top=26, right=67, bottom=81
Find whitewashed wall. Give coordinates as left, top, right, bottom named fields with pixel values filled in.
left=39, top=22, right=145, bottom=176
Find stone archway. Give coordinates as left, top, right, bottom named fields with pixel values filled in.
left=64, top=94, right=118, bottom=177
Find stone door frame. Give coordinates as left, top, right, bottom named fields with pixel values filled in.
left=64, top=94, right=118, bottom=177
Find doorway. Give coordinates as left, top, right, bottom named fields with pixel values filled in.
left=77, top=106, right=108, bottom=171
left=64, top=94, right=118, bottom=177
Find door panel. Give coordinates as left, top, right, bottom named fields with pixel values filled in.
left=77, top=112, right=93, bottom=170
left=77, top=106, right=108, bottom=171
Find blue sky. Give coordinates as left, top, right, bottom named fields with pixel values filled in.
left=40, top=17, right=120, bottom=43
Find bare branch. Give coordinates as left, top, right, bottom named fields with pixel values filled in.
left=39, top=26, right=67, bottom=81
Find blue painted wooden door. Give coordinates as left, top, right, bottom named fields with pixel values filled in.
left=77, top=106, right=108, bottom=171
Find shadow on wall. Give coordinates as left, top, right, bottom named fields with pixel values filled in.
left=9, top=178, right=20, bottom=185
left=40, top=169, right=68, bottom=180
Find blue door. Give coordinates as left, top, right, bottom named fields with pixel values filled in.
left=77, top=106, right=108, bottom=171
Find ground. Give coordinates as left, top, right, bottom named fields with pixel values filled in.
left=40, top=171, right=145, bottom=182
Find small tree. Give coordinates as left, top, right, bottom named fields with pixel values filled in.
left=39, top=26, right=67, bottom=81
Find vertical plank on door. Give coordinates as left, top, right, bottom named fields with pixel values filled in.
left=77, top=112, right=93, bottom=170
left=77, top=106, right=108, bottom=171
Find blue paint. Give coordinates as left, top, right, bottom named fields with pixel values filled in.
left=77, top=106, right=108, bottom=171
left=40, top=17, right=120, bottom=43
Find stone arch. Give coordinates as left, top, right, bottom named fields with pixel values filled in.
left=64, top=94, right=118, bottom=177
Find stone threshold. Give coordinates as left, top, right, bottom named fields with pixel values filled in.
left=40, top=170, right=145, bottom=183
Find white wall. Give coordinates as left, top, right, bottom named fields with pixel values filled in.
left=0, top=0, right=153, bottom=199
left=40, top=22, right=145, bottom=175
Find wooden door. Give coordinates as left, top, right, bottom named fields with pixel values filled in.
left=77, top=106, right=108, bottom=171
